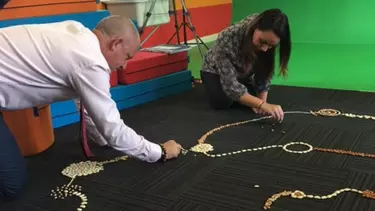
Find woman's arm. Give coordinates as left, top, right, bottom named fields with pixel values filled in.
left=214, top=55, right=283, bottom=120
left=238, top=92, right=265, bottom=108
left=214, top=54, right=264, bottom=108
left=211, top=32, right=264, bottom=108
left=258, top=91, right=268, bottom=101
left=252, top=78, right=270, bottom=114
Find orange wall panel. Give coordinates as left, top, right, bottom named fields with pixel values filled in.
left=0, top=2, right=97, bottom=20
left=4, top=0, right=92, bottom=8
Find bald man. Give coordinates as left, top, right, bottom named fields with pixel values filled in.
left=0, top=15, right=182, bottom=201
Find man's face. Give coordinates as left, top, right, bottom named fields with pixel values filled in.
left=252, top=29, right=280, bottom=52
left=104, top=36, right=139, bottom=71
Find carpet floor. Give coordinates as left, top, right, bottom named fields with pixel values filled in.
left=1, top=84, right=375, bottom=211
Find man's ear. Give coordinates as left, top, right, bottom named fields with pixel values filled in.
left=108, top=37, right=123, bottom=51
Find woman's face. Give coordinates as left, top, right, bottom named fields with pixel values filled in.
left=252, top=29, right=280, bottom=52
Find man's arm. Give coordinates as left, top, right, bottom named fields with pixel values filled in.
left=69, top=65, right=162, bottom=163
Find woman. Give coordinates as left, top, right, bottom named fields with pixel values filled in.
left=201, top=9, right=291, bottom=122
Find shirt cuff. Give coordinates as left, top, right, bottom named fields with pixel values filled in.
left=147, top=142, right=163, bottom=163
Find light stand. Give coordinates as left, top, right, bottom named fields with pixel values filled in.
left=138, top=0, right=157, bottom=36
left=138, top=0, right=162, bottom=47
left=167, top=0, right=209, bottom=59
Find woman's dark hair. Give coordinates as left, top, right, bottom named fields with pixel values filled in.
left=240, top=9, right=291, bottom=81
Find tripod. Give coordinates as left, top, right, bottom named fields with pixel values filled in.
left=138, top=0, right=157, bottom=36
left=167, top=0, right=209, bottom=59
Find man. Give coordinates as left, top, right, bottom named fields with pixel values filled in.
left=0, top=15, right=182, bottom=201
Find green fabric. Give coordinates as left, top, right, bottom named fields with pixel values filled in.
left=188, top=42, right=375, bottom=92
left=187, top=0, right=375, bottom=92
left=232, top=0, right=375, bottom=45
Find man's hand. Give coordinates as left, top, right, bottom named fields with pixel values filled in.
left=162, top=140, right=182, bottom=160
left=259, top=102, right=284, bottom=122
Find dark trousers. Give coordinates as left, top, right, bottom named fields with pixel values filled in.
left=200, top=71, right=257, bottom=109
left=0, top=114, right=27, bottom=202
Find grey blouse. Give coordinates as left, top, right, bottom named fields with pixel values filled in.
left=201, top=14, right=271, bottom=100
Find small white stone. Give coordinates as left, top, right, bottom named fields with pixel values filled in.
left=314, top=196, right=321, bottom=199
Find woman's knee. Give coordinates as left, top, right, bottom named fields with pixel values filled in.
left=200, top=71, right=234, bottom=109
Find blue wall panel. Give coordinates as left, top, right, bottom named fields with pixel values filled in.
left=52, top=113, right=80, bottom=129
left=0, top=10, right=110, bottom=29
left=50, top=100, right=77, bottom=118
left=116, top=81, right=192, bottom=111
left=52, top=70, right=193, bottom=128
left=110, top=70, right=192, bottom=102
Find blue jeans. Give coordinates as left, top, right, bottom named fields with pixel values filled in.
left=0, top=114, right=27, bottom=202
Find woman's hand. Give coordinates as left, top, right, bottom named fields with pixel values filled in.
left=252, top=107, right=266, bottom=115
left=238, top=92, right=281, bottom=120
left=253, top=91, right=268, bottom=115
left=259, top=102, right=284, bottom=122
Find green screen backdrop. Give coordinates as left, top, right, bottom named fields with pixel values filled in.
left=229, top=0, right=375, bottom=91
left=232, top=0, right=375, bottom=45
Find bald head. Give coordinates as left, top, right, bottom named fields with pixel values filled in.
left=95, top=15, right=140, bottom=43
left=94, top=15, right=140, bottom=71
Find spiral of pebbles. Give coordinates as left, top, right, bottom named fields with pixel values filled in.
left=50, top=184, right=88, bottom=211
left=52, top=156, right=128, bottom=210
left=61, top=161, right=104, bottom=178
left=61, top=156, right=128, bottom=179
left=190, top=143, right=214, bottom=154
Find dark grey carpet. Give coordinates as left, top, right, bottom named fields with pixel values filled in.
left=1, top=84, right=375, bottom=211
